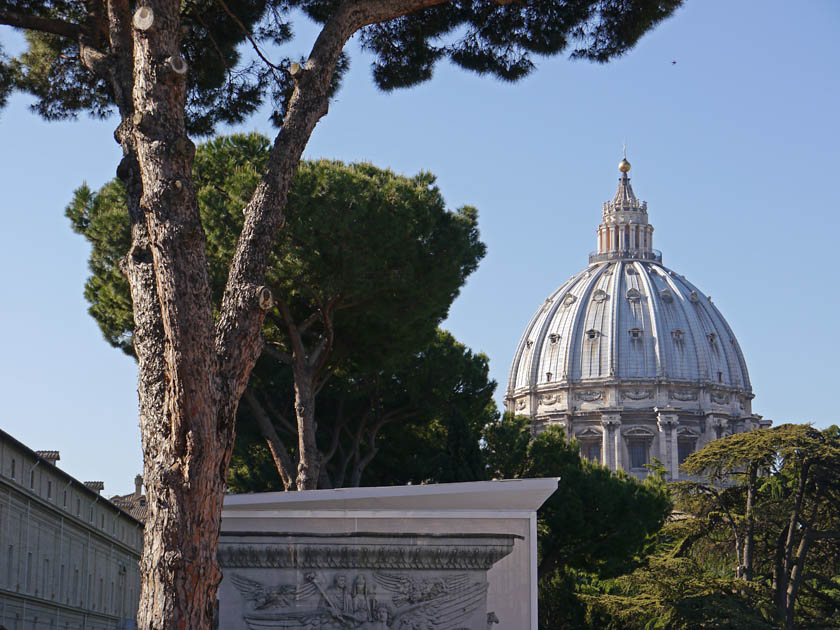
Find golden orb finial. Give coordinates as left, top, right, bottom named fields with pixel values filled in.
left=618, top=158, right=631, bottom=173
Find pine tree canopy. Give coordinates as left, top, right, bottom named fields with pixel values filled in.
left=1, top=0, right=683, bottom=132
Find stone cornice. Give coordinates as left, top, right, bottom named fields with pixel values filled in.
left=218, top=534, right=517, bottom=571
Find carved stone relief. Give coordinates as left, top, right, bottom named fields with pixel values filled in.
left=622, top=389, right=652, bottom=400
left=539, top=393, right=563, bottom=406
left=669, top=390, right=698, bottom=402
left=710, top=391, right=731, bottom=404
left=229, top=570, right=488, bottom=630
left=575, top=390, right=603, bottom=402
left=218, top=533, right=516, bottom=630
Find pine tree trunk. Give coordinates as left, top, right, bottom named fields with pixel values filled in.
left=129, top=1, right=226, bottom=626
left=742, top=462, right=757, bottom=581
left=117, top=0, right=450, bottom=624
left=293, top=364, right=320, bottom=489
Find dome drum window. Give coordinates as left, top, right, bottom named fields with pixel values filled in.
left=585, top=329, right=600, bottom=341
left=563, top=294, right=577, bottom=306
left=622, top=427, right=655, bottom=470
left=576, top=428, right=603, bottom=464
left=629, top=327, right=643, bottom=341
left=626, top=288, right=641, bottom=302
left=548, top=333, right=560, bottom=344
left=592, top=289, right=609, bottom=303
left=629, top=441, right=649, bottom=469
left=672, top=329, right=685, bottom=342
left=525, top=339, right=534, bottom=348
left=678, top=439, right=695, bottom=464
left=660, top=288, right=674, bottom=303
left=689, top=291, right=700, bottom=303
left=678, top=427, right=699, bottom=465
left=707, top=333, right=717, bottom=345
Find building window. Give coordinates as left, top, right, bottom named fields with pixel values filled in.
left=101, top=514, right=105, bottom=528
left=47, top=480, right=52, bottom=499
left=678, top=441, right=695, bottom=464
left=30, top=469, right=35, bottom=489
left=584, top=442, right=601, bottom=463
left=63, top=490, right=67, bottom=508
left=26, top=551, right=33, bottom=592
left=76, top=497, right=81, bottom=516
left=630, top=440, right=648, bottom=469
left=10, top=458, right=15, bottom=479
left=42, top=558, right=49, bottom=597
left=6, top=545, right=13, bottom=587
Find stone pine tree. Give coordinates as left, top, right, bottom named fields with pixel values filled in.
left=68, top=133, right=487, bottom=490
left=677, top=424, right=840, bottom=630
left=1, top=1, right=683, bottom=627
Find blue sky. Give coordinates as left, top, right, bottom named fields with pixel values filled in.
left=1, top=0, right=838, bottom=495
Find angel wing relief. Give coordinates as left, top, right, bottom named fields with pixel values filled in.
left=373, top=572, right=488, bottom=629
left=229, top=571, right=491, bottom=629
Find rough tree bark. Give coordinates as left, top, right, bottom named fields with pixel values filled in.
left=123, top=1, right=453, bottom=626
left=741, top=462, right=758, bottom=581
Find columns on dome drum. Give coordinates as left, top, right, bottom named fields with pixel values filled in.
left=600, top=412, right=622, bottom=472
left=656, top=410, right=680, bottom=480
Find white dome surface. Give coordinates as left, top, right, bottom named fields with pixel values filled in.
left=508, top=260, right=751, bottom=393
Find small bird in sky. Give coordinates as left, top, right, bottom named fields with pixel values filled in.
left=671, top=60, right=677, bottom=65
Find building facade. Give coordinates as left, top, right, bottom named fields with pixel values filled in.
left=505, top=158, right=769, bottom=480
left=0, top=430, right=143, bottom=630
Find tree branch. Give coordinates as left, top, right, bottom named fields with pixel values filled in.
left=0, top=11, right=84, bottom=39
left=213, top=0, right=452, bottom=413
left=243, top=389, right=296, bottom=490
left=214, top=0, right=282, bottom=71
left=261, top=395, right=297, bottom=436
left=275, top=294, right=307, bottom=366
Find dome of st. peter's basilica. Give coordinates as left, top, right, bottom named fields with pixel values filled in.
left=505, top=159, right=769, bottom=479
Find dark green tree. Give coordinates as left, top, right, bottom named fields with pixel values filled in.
left=676, top=424, right=840, bottom=630
left=68, top=133, right=486, bottom=490
left=4, top=0, right=684, bottom=623
left=578, top=549, right=778, bottom=630
left=229, top=329, right=497, bottom=491
left=482, top=416, right=672, bottom=629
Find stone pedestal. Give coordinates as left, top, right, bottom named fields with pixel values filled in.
left=219, top=532, right=516, bottom=629
left=219, top=479, right=558, bottom=630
